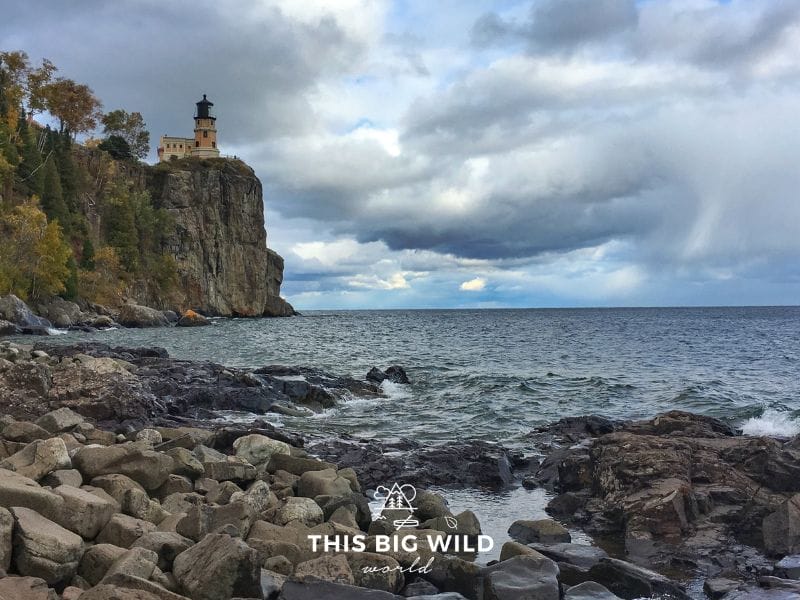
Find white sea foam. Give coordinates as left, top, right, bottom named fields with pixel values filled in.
left=741, top=410, right=800, bottom=437
left=46, top=327, right=68, bottom=335
left=380, top=379, right=412, bottom=401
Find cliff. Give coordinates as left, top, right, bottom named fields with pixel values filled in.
left=75, top=149, right=294, bottom=317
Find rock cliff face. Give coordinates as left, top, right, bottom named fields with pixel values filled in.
left=146, top=160, right=294, bottom=317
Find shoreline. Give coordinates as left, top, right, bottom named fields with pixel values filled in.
left=0, top=340, right=798, bottom=598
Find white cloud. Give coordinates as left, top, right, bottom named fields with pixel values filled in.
left=460, top=277, right=487, bottom=291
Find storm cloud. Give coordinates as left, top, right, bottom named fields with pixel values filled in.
left=4, top=1, right=800, bottom=307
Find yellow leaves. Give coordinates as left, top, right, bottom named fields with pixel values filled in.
left=77, top=246, right=126, bottom=307
left=0, top=199, right=72, bottom=300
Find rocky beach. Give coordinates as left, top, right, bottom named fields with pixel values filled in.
left=0, top=312, right=799, bottom=600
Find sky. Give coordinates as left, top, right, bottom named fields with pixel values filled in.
left=3, top=0, right=800, bottom=309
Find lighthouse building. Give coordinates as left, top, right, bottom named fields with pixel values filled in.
left=158, top=94, right=221, bottom=162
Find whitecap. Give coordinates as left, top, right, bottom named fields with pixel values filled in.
left=46, top=327, right=68, bottom=335
left=380, top=379, right=412, bottom=401
left=741, top=409, right=800, bottom=437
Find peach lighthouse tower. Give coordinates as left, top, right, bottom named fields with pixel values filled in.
left=158, top=94, right=221, bottom=162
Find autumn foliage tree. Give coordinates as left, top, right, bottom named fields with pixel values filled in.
left=0, top=200, right=72, bottom=301
left=42, top=78, right=102, bottom=136
left=101, top=109, right=150, bottom=158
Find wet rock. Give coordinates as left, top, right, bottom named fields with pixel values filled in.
left=528, top=543, right=608, bottom=569
left=280, top=579, right=401, bottom=599
left=11, top=506, right=84, bottom=585
left=564, top=581, right=622, bottom=600
left=0, top=576, right=58, bottom=600
left=172, top=533, right=261, bottom=600
left=37, top=297, right=83, bottom=329
left=0, top=319, right=22, bottom=336
left=775, top=554, right=800, bottom=579
left=73, top=444, right=175, bottom=491
left=118, top=304, right=169, bottom=328
left=508, top=519, right=571, bottom=544
left=482, top=554, right=560, bottom=600
left=762, top=495, right=800, bottom=556
left=367, top=365, right=410, bottom=385
left=587, top=558, right=689, bottom=600
left=176, top=310, right=211, bottom=327
left=0, top=294, right=51, bottom=329
left=703, top=577, right=741, bottom=599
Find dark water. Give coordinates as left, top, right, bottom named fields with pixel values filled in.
left=45, top=307, right=800, bottom=444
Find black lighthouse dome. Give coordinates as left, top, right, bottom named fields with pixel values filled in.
left=195, top=94, right=215, bottom=120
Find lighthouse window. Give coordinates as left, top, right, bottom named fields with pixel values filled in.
left=203, top=131, right=208, bottom=138
left=195, top=141, right=199, bottom=147
left=179, top=144, right=183, bottom=149
left=212, top=141, right=216, bottom=148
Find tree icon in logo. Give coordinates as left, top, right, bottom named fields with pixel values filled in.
left=373, top=483, right=419, bottom=529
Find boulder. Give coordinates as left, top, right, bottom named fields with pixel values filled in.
left=121, top=488, right=171, bottom=525
left=166, top=448, right=205, bottom=478
left=295, top=554, right=355, bottom=585
left=37, top=297, right=82, bottom=328
left=423, top=510, right=481, bottom=537
left=266, top=454, right=337, bottom=476
left=0, top=506, right=11, bottom=571
left=0, top=576, right=58, bottom=600
left=0, top=294, right=51, bottom=328
left=564, top=581, right=623, bottom=599
left=96, top=513, right=157, bottom=548
left=41, top=468, right=83, bottom=488
left=0, top=319, right=22, bottom=336
left=482, top=554, right=560, bottom=600
left=276, top=497, right=324, bottom=527
left=1, top=420, right=51, bottom=442
left=11, top=506, right=85, bottom=585
left=347, top=552, right=405, bottom=592
left=176, top=502, right=256, bottom=541
left=172, top=533, right=262, bottom=600
left=91, top=473, right=148, bottom=504
left=763, top=494, right=800, bottom=556
left=499, top=542, right=550, bottom=562
left=508, top=519, right=571, bottom=544
left=54, top=484, right=118, bottom=538
left=776, top=554, right=800, bottom=579
left=366, top=365, right=410, bottom=384
left=35, top=407, right=85, bottom=433
left=297, top=468, right=352, bottom=499
left=0, top=468, right=64, bottom=518
left=101, top=546, right=159, bottom=582
left=118, top=303, right=169, bottom=328
left=201, top=458, right=256, bottom=483
left=279, top=579, right=400, bottom=599
left=176, top=310, right=211, bottom=327
left=0, top=437, right=71, bottom=481
left=529, top=543, right=608, bottom=569
left=587, top=558, right=688, bottom=600
left=79, top=578, right=191, bottom=600
left=74, top=444, right=174, bottom=490
left=233, top=434, right=290, bottom=467
left=79, top=543, right=128, bottom=585
left=153, top=474, right=194, bottom=499
left=414, top=489, right=451, bottom=521
left=703, top=578, right=741, bottom=600
left=136, top=428, right=163, bottom=445
left=132, top=531, right=194, bottom=571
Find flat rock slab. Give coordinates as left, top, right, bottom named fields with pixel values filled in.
left=0, top=576, right=57, bottom=600
left=11, top=506, right=84, bottom=585
left=279, top=579, right=402, bottom=599
left=73, top=445, right=174, bottom=491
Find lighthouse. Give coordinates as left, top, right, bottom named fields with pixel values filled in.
left=157, top=94, right=221, bottom=162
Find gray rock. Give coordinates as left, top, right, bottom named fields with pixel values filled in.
left=121, top=487, right=170, bottom=524
left=776, top=554, right=800, bottom=579
left=347, top=552, right=405, bottom=593
left=482, top=554, right=560, bottom=600
left=0, top=436, right=71, bottom=481
left=37, top=297, right=82, bottom=328
left=507, top=519, right=571, bottom=544
left=763, top=494, right=800, bottom=556
left=0, top=468, right=64, bottom=518
left=233, top=433, right=290, bottom=466
left=529, top=543, right=608, bottom=569
left=266, top=453, right=337, bottom=475
left=132, top=531, right=194, bottom=571
left=41, top=468, right=83, bottom=488
left=35, top=407, right=85, bottom=433
left=79, top=543, right=128, bottom=585
left=0, top=576, right=58, bottom=600
left=166, top=447, right=205, bottom=478
left=0, top=294, right=51, bottom=328
left=118, top=303, right=169, bottom=328
left=176, top=501, right=256, bottom=541
left=276, top=497, right=324, bottom=526
left=564, top=582, right=623, bottom=599
left=96, top=513, right=157, bottom=548
left=297, top=468, right=352, bottom=499
left=101, top=546, right=159, bottom=582
left=11, top=506, right=85, bottom=585
left=1, top=420, right=51, bottom=442
left=279, top=579, right=401, bottom=599
left=703, top=577, right=742, bottom=599
left=295, top=554, right=355, bottom=585
left=74, top=444, right=175, bottom=490
left=90, top=473, right=148, bottom=503
left=173, top=533, right=261, bottom=600
left=0, top=319, right=22, bottom=336
left=0, top=506, right=11, bottom=571
left=587, top=558, right=689, bottom=600
left=136, top=428, right=163, bottom=445
left=413, top=489, right=451, bottom=521
left=54, top=484, right=118, bottom=538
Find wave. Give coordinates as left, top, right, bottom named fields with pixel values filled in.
left=380, top=379, right=413, bottom=402
left=740, top=409, right=800, bottom=437
left=46, top=327, right=68, bottom=335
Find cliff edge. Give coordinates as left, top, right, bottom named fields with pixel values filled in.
left=146, top=158, right=295, bottom=317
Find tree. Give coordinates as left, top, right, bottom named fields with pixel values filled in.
left=98, top=134, right=133, bottom=160
left=41, top=77, right=102, bottom=135
left=101, top=109, right=150, bottom=158
left=41, top=151, right=67, bottom=224
left=0, top=200, right=72, bottom=300
left=77, top=246, right=126, bottom=306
